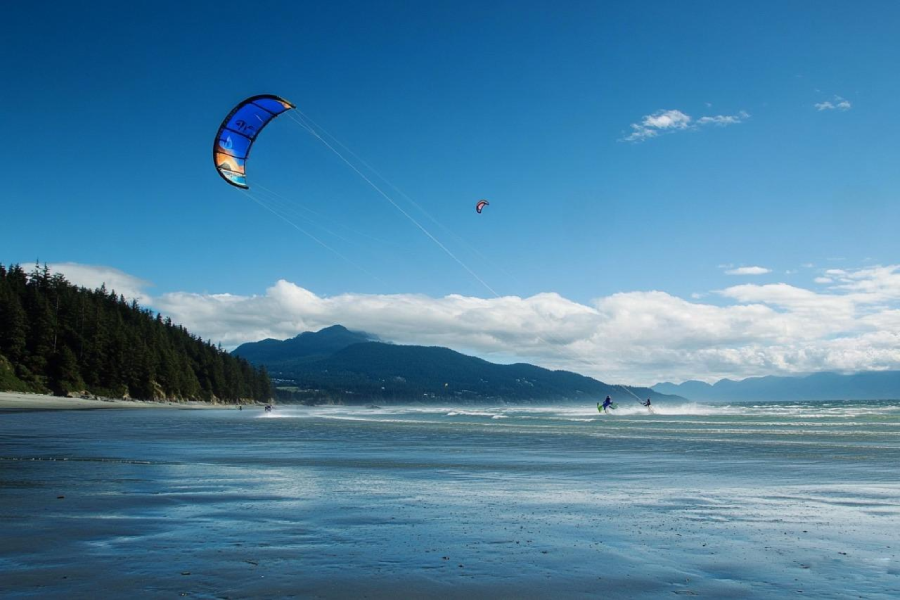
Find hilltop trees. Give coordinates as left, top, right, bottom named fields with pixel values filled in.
left=0, top=263, right=270, bottom=403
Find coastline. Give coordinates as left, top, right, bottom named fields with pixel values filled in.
left=0, top=391, right=244, bottom=413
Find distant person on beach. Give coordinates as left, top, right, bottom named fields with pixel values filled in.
left=600, top=396, right=613, bottom=413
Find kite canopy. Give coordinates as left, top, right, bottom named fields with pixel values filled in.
left=475, top=199, right=490, bottom=213
left=213, top=94, right=295, bottom=189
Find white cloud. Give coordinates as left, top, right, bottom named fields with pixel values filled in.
left=623, top=109, right=692, bottom=141
left=717, top=283, right=857, bottom=327
left=814, top=277, right=833, bottom=284
left=815, top=96, right=852, bottom=111
left=724, top=266, right=771, bottom=276
left=623, top=109, right=748, bottom=142
left=826, top=265, right=900, bottom=301
left=643, top=109, right=691, bottom=130
left=47, top=263, right=900, bottom=387
left=696, top=111, right=750, bottom=126
left=50, top=263, right=153, bottom=305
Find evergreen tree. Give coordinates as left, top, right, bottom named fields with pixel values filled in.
left=49, top=347, right=84, bottom=396
left=256, top=365, right=272, bottom=401
left=0, top=289, right=29, bottom=363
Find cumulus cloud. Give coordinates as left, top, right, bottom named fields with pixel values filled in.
left=623, top=109, right=748, bottom=142
left=724, top=266, right=771, bottom=276
left=149, top=265, right=900, bottom=386
left=815, top=96, right=852, bottom=111
left=47, top=262, right=900, bottom=387
left=825, top=265, right=900, bottom=301
left=50, top=262, right=152, bottom=304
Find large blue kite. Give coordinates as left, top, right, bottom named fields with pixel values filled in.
left=213, top=94, right=295, bottom=189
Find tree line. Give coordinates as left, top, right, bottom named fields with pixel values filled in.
left=0, top=263, right=271, bottom=403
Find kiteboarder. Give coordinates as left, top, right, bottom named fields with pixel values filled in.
left=643, top=397, right=654, bottom=413
left=599, top=396, right=614, bottom=413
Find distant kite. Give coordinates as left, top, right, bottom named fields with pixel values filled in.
left=475, top=199, right=490, bottom=214
left=213, top=94, right=295, bottom=189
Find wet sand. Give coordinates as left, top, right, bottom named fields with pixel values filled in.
left=1, top=403, right=898, bottom=598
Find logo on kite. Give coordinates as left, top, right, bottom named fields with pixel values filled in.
left=223, top=135, right=233, bottom=150
left=475, top=199, right=489, bottom=214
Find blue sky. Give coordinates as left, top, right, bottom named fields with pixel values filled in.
left=3, top=1, right=899, bottom=383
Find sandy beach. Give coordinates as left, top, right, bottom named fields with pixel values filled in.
left=0, top=391, right=243, bottom=413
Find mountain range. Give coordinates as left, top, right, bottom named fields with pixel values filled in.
left=653, top=371, right=900, bottom=401
left=232, top=325, right=675, bottom=405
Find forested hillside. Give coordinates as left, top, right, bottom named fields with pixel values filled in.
left=0, top=263, right=270, bottom=402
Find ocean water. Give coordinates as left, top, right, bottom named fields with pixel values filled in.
left=1, top=400, right=899, bottom=598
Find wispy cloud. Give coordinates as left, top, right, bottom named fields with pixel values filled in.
left=52, top=263, right=900, bottom=386
left=697, top=111, right=750, bottom=126
left=815, top=96, right=852, bottom=111
left=725, top=266, right=771, bottom=276
left=623, top=109, right=749, bottom=142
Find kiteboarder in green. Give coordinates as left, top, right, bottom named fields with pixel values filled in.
left=599, top=396, right=614, bottom=413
